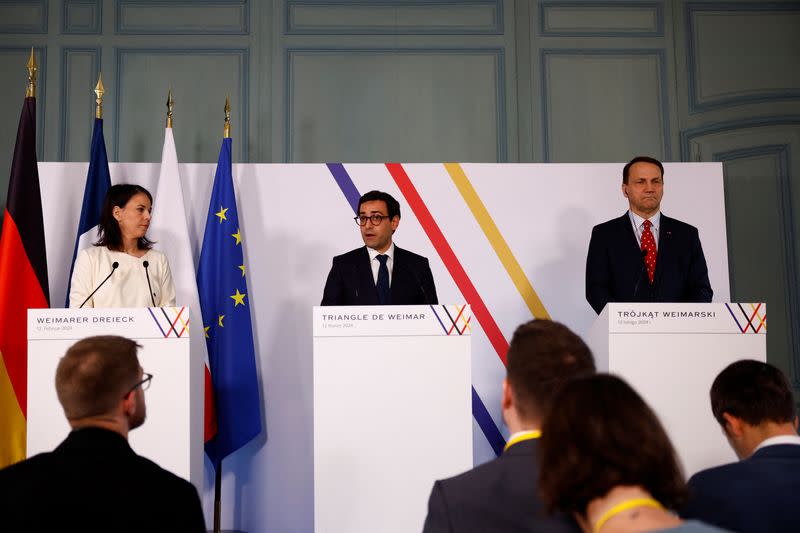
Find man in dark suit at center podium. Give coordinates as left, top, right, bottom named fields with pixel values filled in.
left=321, top=190, right=438, bottom=306
left=585, top=155, right=713, bottom=314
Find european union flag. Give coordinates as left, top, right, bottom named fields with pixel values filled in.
left=65, top=118, right=111, bottom=306
left=197, top=137, right=262, bottom=465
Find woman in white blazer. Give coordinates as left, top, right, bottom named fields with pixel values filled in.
left=69, top=184, right=176, bottom=308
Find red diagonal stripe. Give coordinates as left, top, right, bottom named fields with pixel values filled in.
left=386, top=163, right=509, bottom=365
left=748, top=303, right=763, bottom=334
left=166, top=306, right=185, bottom=338
left=448, top=305, right=467, bottom=335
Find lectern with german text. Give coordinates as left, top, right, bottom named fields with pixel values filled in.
left=26, top=307, right=203, bottom=493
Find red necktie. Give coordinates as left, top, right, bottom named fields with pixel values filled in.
left=641, top=219, right=657, bottom=283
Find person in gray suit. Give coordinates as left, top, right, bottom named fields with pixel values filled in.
left=422, top=319, right=595, bottom=533
left=682, top=360, right=800, bottom=533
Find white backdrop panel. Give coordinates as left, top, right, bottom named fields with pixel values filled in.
left=37, top=161, right=728, bottom=532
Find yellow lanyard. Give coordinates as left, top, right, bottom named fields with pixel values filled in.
left=594, top=497, right=664, bottom=532
left=503, top=430, right=541, bottom=452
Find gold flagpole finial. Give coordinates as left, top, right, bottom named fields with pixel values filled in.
left=223, top=95, right=231, bottom=139
left=94, top=73, right=105, bottom=119
left=26, top=47, right=37, bottom=98
left=166, top=88, right=174, bottom=128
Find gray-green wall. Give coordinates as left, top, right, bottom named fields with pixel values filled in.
left=1, top=0, right=799, bottom=396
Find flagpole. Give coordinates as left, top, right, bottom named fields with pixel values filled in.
left=166, top=88, right=173, bottom=128
left=213, top=95, right=231, bottom=533
left=26, top=47, right=36, bottom=98
left=94, top=73, right=104, bottom=119
left=214, top=459, right=222, bottom=533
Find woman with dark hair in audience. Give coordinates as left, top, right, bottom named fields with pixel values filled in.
left=538, top=374, right=729, bottom=533
left=69, top=184, right=176, bottom=308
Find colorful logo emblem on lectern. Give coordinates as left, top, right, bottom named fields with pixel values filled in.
left=430, top=304, right=471, bottom=335
left=725, top=303, right=766, bottom=333
left=148, top=306, right=190, bottom=338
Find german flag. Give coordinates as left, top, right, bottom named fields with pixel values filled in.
left=0, top=88, right=50, bottom=468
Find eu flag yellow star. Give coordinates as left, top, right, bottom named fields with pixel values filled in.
left=238, top=264, right=246, bottom=277
left=231, top=288, right=246, bottom=306
left=215, top=206, right=228, bottom=223
left=218, top=314, right=225, bottom=327
left=204, top=326, right=210, bottom=338
left=232, top=228, right=242, bottom=245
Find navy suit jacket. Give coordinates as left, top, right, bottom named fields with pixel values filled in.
left=321, top=245, right=438, bottom=306
left=0, top=427, right=205, bottom=532
left=682, top=444, right=800, bottom=533
left=422, top=439, right=579, bottom=533
left=585, top=212, right=713, bottom=314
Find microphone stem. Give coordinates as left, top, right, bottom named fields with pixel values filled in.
left=79, top=265, right=117, bottom=308
left=143, top=262, right=157, bottom=307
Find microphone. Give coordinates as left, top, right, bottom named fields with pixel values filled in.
left=79, top=262, right=119, bottom=308
left=632, top=249, right=648, bottom=299
left=142, top=260, right=157, bottom=307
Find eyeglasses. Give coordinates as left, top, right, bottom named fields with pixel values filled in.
left=354, top=214, right=389, bottom=226
left=126, top=372, right=153, bottom=396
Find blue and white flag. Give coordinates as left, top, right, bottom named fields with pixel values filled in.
left=64, top=118, right=111, bottom=306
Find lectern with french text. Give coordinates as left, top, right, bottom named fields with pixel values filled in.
left=587, top=302, right=766, bottom=477
left=27, top=307, right=203, bottom=493
left=312, top=305, right=473, bottom=533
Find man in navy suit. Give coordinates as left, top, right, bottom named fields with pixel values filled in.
left=682, top=360, right=800, bottom=532
left=321, top=190, right=438, bottom=306
left=585, top=156, right=713, bottom=314
left=422, top=319, right=594, bottom=533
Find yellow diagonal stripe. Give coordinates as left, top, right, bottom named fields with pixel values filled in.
left=445, top=163, right=550, bottom=319
left=749, top=303, right=767, bottom=332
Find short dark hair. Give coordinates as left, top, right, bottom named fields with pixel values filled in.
left=506, top=319, right=595, bottom=422
left=538, top=374, right=686, bottom=517
left=710, top=360, right=796, bottom=426
left=95, top=184, right=154, bottom=250
left=358, top=190, right=401, bottom=220
left=622, top=156, right=664, bottom=184
left=55, top=336, right=142, bottom=420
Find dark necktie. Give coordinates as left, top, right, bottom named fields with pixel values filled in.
left=376, top=254, right=391, bottom=305
left=641, top=219, right=657, bottom=283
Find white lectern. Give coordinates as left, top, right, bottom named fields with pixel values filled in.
left=312, top=305, right=473, bottom=533
left=27, top=307, right=203, bottom=493
left=587, top=302, right=766, bottom=476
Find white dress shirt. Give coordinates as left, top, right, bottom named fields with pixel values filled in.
left=754, top=434, right=800, bottom=453
left=367, top=242, right=395, bottom=286
left=629, top=210, right=662, bottom=249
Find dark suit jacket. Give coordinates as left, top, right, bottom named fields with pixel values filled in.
left=422, top=439, right=579, bottom=533
left=585, top=212, right=713, bottom=314
left=321, top=245, right=438, bottom=305
left=0, top=427, right=205, bottom=532
left=682, top=444, right=800, bottom=533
